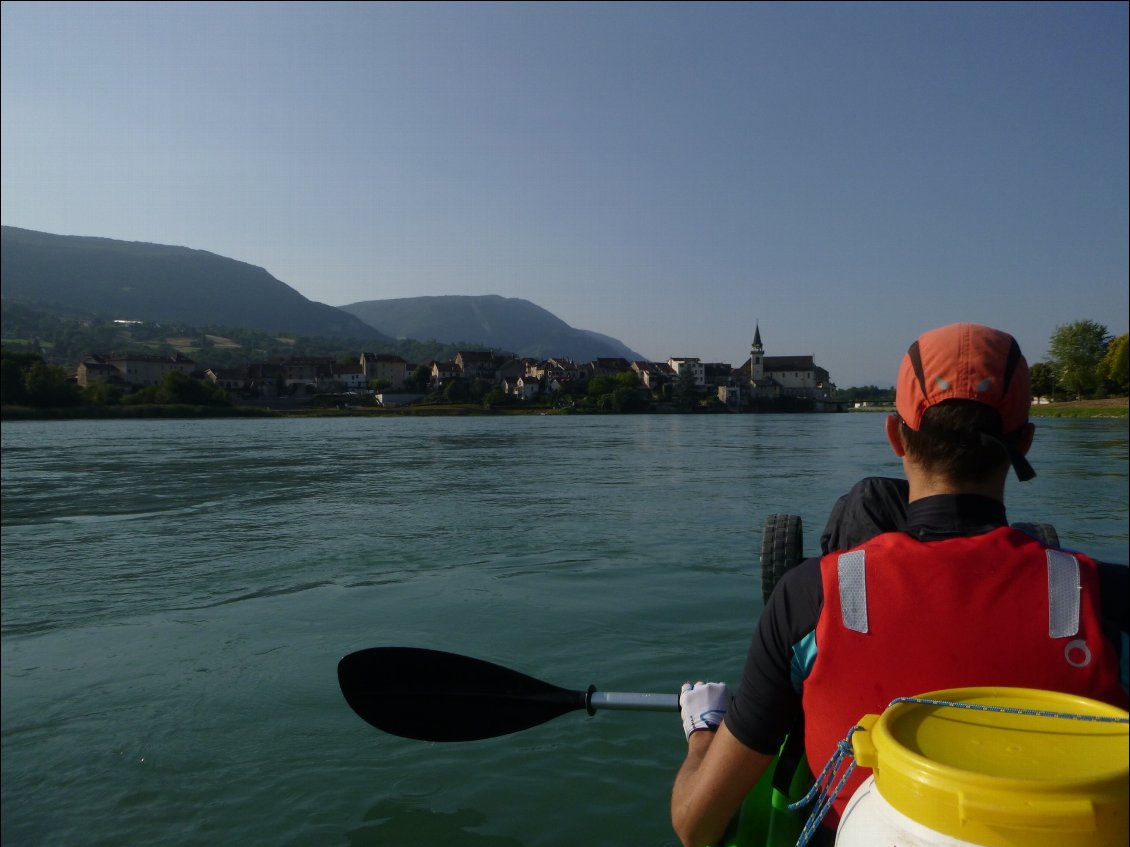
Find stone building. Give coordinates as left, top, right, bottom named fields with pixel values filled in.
left=744, top=326, right=835, bottom=400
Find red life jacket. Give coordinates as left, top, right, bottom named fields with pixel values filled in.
left=801, top=526, right=1127, bottom=823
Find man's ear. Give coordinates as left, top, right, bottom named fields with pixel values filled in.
left=885, top=414, right=906, bottom=457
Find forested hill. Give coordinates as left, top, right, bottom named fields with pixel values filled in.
left=2, top=227, right=645, bottom=363
left=341, top=295, right=643, bottom=362
left=0, top=226, right=393, bottom=342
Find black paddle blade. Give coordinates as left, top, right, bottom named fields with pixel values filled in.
left=337, top=647, right=589, bottom=742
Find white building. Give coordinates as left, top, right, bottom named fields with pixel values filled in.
left=667, top=357, right=706, bottom=387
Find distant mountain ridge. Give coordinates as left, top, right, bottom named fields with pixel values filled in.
left=1, top=227, right=644, bottom=363
left=0, top=226, right=393, bottom=342
left=340, top=295, right=643, bottom=362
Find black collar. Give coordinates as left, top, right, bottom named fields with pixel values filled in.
left=904, top=494, right=1008, bottom=541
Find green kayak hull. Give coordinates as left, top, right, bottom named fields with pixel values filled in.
left=720, top=744, right=811, bottom=847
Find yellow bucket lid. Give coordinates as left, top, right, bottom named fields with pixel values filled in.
left=850, top=687, right=1129, bottom=847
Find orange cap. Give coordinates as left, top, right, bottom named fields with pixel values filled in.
left=896, top=323, right=1031, bottom=434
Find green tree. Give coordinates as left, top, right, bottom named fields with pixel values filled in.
left=673, top=369, right=697, bottom=410
left=1, top=348, right=41, bottom=405
left=482, top=387, right=509, bottom=407
left=1098, top=333, right=1128, bottom=394
left=837, top=385, right=895, bottom=404
left=84, top=381, right=124, bottom=406
left=23, top=361, right=82, bottom=407
left=587, top=375, right=614, bottom=397
left=411, top=364, right=432, bottom=391
left=1048, top=320, right=1110, bottom=399
left=471, top=378, right=494, bottom=400
left=443, top=378, right=469, bottom=402
left=124, top=371, right=229, bottom=406
left=1029, top=362, right=1059, bottom=401
left=165, top=371, right=222, bottom=404
left=610, top=385, right=648, bottom=412
left=614, top=371, right=640, bottom=389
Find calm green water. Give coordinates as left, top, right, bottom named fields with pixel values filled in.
left=2, top=414, right=1126, bottom=847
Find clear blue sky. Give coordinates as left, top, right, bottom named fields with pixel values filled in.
left=2, top=1, right=1126, bottom=386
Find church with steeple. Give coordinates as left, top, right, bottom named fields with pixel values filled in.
left=742, top=324, right=835, bottom=401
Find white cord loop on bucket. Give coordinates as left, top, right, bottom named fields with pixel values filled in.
left=786, top=697, right=1130, bottom=847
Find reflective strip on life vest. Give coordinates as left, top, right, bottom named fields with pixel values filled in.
left=1047, top=549, right=1081, bottom=638
left=838, top=550, right=868, bottom=634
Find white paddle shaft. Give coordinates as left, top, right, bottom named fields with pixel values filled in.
left=588, top=691, right=680, bottom=711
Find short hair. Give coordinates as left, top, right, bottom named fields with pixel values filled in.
left=899, top=400, right=1023, bottom=481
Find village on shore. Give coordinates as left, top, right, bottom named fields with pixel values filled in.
left=73, top=325, right=842, bottom=412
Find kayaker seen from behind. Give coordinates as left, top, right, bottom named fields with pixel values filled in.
left=670, top=322, right=1130, bottom=847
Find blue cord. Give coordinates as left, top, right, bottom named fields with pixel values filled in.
left=888, top=696, right=1130, bottom=724
left=787, top=726, right=863, bottom=846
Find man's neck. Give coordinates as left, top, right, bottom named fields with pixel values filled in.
left=903, top=462, right=1007, bottom=504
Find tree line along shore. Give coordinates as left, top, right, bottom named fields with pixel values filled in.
left=2, top=319, right=1126, bottom=419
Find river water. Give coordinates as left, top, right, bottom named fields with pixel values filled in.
left=2, top=413, right=1126, bottom=847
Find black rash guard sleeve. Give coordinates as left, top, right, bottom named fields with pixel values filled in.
left=724, top=556, right=824, bottom=754
left=1097, top=562, right=1129, bottom=684
left=1097, top=562, right=1129, bottom=633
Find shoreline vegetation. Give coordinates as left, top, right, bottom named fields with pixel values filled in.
left=1028, top=397, right=1130, bottom=418
left=4, top=320, right=1126, bottom=423
left=2, top=397, right=1126, bottom=422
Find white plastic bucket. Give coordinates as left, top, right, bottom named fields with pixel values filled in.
left=838, top=775, right=989, bottom=847
left=833, top=687, right=1128, bottom=847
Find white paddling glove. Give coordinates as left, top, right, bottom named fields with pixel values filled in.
left=679, top=681, right=729, bottom=741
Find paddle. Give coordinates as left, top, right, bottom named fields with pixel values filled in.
left=338, top=647, right=680, bottom=741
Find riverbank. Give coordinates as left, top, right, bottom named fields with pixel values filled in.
left=850, top=398, right=1129, bottom=419
left=3, top=397, right=1125, bottom=421
left=0, top=402, right=574, bottom=420
left=0, top=403, right=279, bottom=420
left=0, top=396, right=832, bottom=419
left=1028, top=397, right=1128, bottom=418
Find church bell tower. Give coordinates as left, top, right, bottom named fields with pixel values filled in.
left=751, top=324, right=765, bottom=381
